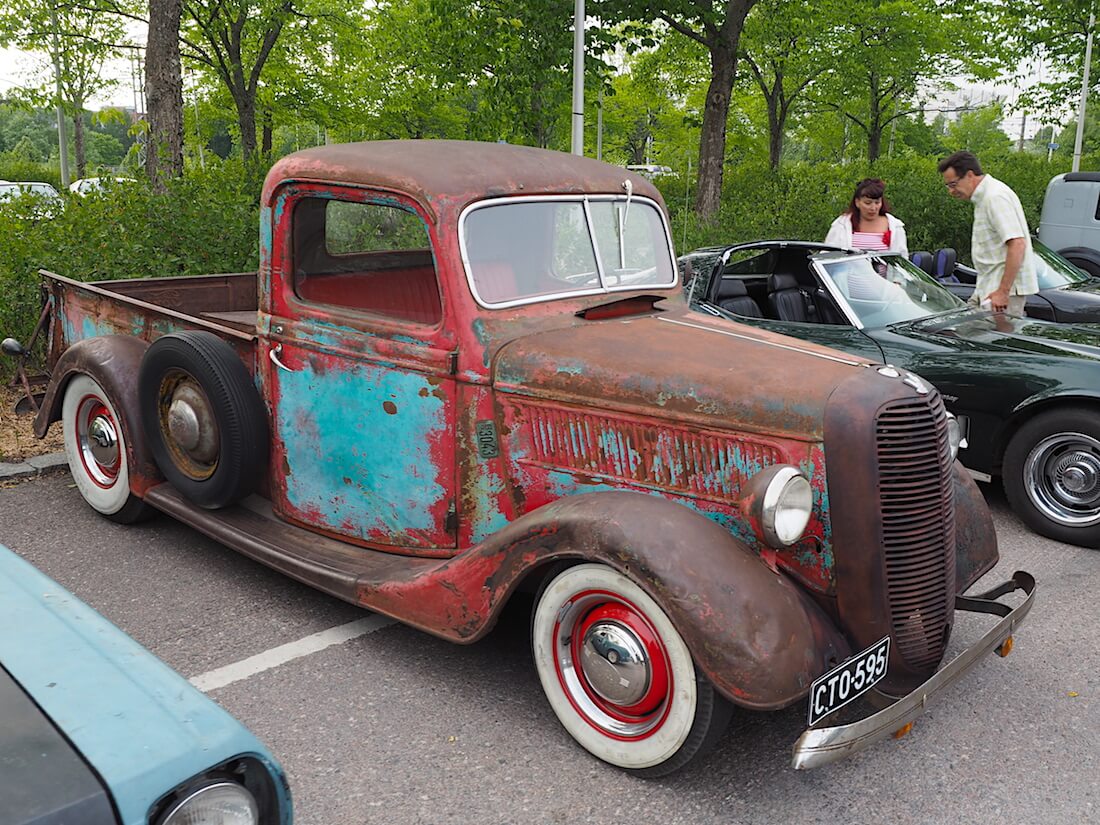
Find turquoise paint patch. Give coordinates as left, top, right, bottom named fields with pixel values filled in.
left=278, top=358, right=448, bottom=540
left=541, top=471, right=758, bottom=547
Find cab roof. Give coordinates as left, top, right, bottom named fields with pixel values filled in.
left=262, top=140, right=665, bottom=217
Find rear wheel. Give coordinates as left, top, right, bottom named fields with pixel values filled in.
left=61, top=373, right=150, bottom=523
left=531, top=563, right=731, bottom=777
left=1004, top=406, right=1100, bottom=547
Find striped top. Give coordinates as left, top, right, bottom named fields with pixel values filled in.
left=850, top=230, right=890, bottom=251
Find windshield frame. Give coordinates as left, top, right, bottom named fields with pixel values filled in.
left=458, top=193, right=678, bottom=309
left=810, top=250, right=968, bottom=330
left=1032, top=237, right=1091, bottom=288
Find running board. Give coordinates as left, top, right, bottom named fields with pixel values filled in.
left=142, top=484, right=440, bottom=606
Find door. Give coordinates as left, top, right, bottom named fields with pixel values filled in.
left=265, top=186, right=457, bottom=552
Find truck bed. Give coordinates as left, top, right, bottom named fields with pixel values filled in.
left=41, top=270, right=260, bottom=368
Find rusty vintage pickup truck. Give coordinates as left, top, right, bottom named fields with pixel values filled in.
left=4, top=140, right=1034, bottom=776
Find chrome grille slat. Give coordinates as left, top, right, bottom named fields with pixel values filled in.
left=876, top=393, right=956, bottom=670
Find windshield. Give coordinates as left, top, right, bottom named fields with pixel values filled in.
left=1033, top=238, right=1091, bottom=289
left=461, top=196, right=676, bottom=306
left=0, top=183, right=59, bottom=200
left=819, top=254, right=965, bottom=327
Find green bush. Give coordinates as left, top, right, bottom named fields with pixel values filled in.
left=0, top=158, right=266, bottom=377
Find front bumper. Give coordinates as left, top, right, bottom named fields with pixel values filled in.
left=791, top=570, right=1036, bottom=770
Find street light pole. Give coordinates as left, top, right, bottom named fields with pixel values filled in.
left=570, top=0, right=584, bottom=156
left=1073, top=11, right=1095, bottom=173
left=50, top=2, right=70, bottom=186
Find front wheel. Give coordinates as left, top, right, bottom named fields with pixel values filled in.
left=61, top=373, right=150, bottom=523
left=531, top=563, right=732, bottom=777
left=1003, top=406, right=1100, bottom=547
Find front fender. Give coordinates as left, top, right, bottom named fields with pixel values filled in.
left=952, top=461, right=997, bottom=591
left=34, top=335, right=161, bottom=495
left=359, top=491, right=851, bottom=712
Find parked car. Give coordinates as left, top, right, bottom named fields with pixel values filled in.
left=3, top=140, right=1034, bottom=775
left=686, top=239, right=1100, bottom=548
left=70, top=176, right=136, bottom=196
left=1037, top=172, right=1100, bottom=275
left=910, top=238, right=1100, bottom=324
left=0, top=542, right=291, bottom=825
left=0, top=181, right=62, bottom=218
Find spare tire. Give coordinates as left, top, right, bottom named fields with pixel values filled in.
left=138, top=331, right=268, bottom=508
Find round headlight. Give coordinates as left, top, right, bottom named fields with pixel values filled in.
left=762, top=466, right=813, bottom=547
left=159, top=781, right=258, bottom=825
left=946, top=412, right=961, bottom=461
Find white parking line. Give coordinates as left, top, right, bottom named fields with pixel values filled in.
left=189, top=614, right=397, bottom=692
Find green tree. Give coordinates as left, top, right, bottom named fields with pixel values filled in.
left=0, top=0, right=131, bottom=177
left=811, top=0, right=993, bottom=162
left=595, top=0, right=762, bottom=218
left=942, top=102, right=1013, bottom=158
left=739, top=0, right=839, bottom=168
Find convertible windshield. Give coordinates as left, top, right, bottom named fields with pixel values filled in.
left=461, top=196, right=677, bottom=306
left=820, top=254, right=965, bottom=327
left=1033, top=239, right=1091, bottom=289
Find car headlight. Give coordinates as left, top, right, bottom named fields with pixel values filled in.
left=743, top=465, right=814, bottom=547
left=946, top=412, right=963, bottom=461
left=159, top=781, right=258, bottom=825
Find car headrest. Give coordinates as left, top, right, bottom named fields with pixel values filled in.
left=933, top=248, right=957, bottom=277
left=716, top=278, right=750, bottom=300
left=910, top=251, right=934, bottom=275
left=767, top=273, right=799, bottom=292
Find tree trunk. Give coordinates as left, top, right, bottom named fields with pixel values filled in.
left=236, top=94, right=258, bottom=158
left=694, top=43, right=736, bottom=218
left=262, top=109, right=273, bottom=155
left=146, top=0, right=184, bottom=188
left=766, top=78, right=784, bottom=170
left=72, top=112, right=86, bottom=178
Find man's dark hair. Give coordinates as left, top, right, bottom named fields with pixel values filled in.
left=938, top=150, right=983, bottom=177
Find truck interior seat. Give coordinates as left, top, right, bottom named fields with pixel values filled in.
left=296, top=265, right=443, bottom=325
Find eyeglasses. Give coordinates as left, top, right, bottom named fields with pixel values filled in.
left=944, top=175, right=965, bottom=190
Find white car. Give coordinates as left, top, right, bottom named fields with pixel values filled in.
left=69, top=176, right=135, bottom=196
left=0, top=181, right=62, bottom=218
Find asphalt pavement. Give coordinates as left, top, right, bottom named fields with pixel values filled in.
left=0, top=472, right=1096, bottom=824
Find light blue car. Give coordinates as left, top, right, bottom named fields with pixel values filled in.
left=0, top=544, right=292, bottom=825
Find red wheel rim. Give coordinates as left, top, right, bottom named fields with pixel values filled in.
left=75, top=395, right=121, bottom=489
left=552, top=589, right=675, bottom=741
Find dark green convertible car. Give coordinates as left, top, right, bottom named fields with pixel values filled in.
left=683, top=240, right=1100, bottom=549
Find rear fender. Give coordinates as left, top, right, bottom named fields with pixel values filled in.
left=363, top=491, right=851, bottom=711
left=34, top=335, right=161, bottom=495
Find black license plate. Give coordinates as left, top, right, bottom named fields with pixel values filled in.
left=807, top=636, right=890, bottom=726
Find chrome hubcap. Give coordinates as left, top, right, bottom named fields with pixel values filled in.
left=76, top=397, right=120, bottom=487
left=580, top=621, right=649, bottom=705
left=553, top=591, right=671, bottom=738
left=1025, top=433, right=1100, bottom=526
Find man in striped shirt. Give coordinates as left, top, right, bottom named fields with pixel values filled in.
left=938, top=151, right=1037, bottom=315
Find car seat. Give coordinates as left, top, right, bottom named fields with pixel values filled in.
left=767, top=273, right=810, bottom=322
left=716, top=278, right=764, bottom=318
left=932, top=248, right=960, bottom=283
left=910, top=251, right=934, bottom=275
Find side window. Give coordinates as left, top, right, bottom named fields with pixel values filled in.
left=293, top=197, right=442, bottom=325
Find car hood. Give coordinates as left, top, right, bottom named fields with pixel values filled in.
left=895, top=309, right=1100, bottom=362
left=0, top=546, right=277, bottom=825
left=492, top=305, right=882, bottom=441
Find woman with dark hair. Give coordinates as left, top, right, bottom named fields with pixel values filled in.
left=825, top=178, right=908, bottom=255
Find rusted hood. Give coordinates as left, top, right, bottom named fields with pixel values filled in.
left=492, top=306, right=873, bottom=440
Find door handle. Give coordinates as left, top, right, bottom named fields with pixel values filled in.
left=269, top=343, right=294, bottom=372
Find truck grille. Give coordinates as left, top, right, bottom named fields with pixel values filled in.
left=876, top=394, right=956, bottom=670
